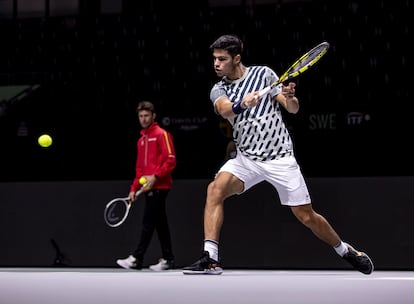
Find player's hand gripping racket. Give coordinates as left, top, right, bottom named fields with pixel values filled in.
left=104, top=188, right=144, bottom=227
left=259, top=41, right=330, bottom=97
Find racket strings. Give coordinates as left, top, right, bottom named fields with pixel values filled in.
left=105, top=200, right=128, bottom=226
left=289, top=44, right=329, bottom=75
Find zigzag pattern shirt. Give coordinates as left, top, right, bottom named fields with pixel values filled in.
left=210, top=66, right=293, bottom=161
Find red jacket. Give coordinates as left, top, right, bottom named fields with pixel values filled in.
left=130, top=122, right=176, bottom=192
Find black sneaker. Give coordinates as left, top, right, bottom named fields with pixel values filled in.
left=182, top=251, right=223, bottom=275
left=342, top=243, right=374, bottom=275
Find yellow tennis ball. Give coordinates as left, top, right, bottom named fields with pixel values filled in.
left=139, top=177, right=147, bottom=185
left=38, top=134, right=53, bottom=148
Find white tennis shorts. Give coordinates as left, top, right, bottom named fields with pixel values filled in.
left=218, top=151, right=311, bottom=206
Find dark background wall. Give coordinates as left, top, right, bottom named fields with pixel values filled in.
left=1, top=177, right=413, bottom=269
left=0, top=0, right=412, bottom=269
left=0, top=0, right=411, bottom=181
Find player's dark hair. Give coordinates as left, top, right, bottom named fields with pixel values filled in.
left=136, top=101, right=155, bottom=114
left=209, top=34, right=243, bottom=58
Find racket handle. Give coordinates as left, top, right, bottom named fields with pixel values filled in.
left=258, top=86, right=271, bottom=97
left=135, top=188, right=144, bottom=198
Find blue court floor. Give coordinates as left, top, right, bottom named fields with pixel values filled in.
left=0, top=268, right=413, bottom=304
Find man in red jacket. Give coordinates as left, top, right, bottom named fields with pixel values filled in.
left=117, top=101, right=177, bottom=271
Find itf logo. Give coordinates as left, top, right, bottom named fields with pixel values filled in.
left=346, top=112, right=370, bottom=126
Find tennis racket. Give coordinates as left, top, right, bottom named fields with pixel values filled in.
left=259, top=41, right=330, bottom=97
left=104, top=188, right=144, bottom=227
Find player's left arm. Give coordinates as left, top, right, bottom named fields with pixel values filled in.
left=275, top=82, right=299, bottom=114
left=153, top=131, right=176, bottom=178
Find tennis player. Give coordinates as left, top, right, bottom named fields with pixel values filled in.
left=183, top=34, right=373, bottom=275
left=117, top=101, right=177, bottom=271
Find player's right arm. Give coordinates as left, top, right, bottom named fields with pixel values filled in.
left=214, top=96, right=239, bottom=118
left=128, top=191, right=136, bottom=201
left=214, top=93, right=258, bottom=119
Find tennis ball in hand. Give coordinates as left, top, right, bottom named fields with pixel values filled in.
left=139, top=177, right=147, bottom=185
left=38, top=134, right=53, bottom=148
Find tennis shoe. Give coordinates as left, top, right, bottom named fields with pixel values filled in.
left=149, top=258, right=175, bottom=271
left=342, top=243, right=374, bottom=275
left=182, top=251, right=223, bottom=275
left=116, top=255, right=142, bottom=270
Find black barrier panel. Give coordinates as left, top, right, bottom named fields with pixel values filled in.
left=0, top=177, right=413, bottom=270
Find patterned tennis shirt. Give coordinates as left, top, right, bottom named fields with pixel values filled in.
left=210, top=66, right=293, bottom=161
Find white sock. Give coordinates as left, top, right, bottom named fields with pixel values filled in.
left=334, top=241, right=348, bottom=257
left=204, top=239, right=219, bottom=261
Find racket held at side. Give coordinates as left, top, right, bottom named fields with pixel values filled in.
left=104, top=188, right=144, bottom=227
